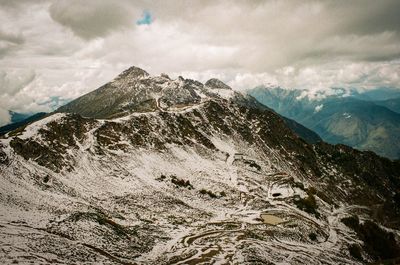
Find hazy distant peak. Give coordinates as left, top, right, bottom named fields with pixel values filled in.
left=115, top=66, right=149, bottom=80
left=205, top=78, right=231, bottom=90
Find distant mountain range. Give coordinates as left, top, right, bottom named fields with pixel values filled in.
left=9, top=111, right=33, bottom=124
left=374, top=97, right=400, bottom=114
left=0, top=112, right=47, bottom=136
left=249, top=86, right=400, bottom=159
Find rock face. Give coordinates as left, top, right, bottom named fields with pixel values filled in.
left=1, top=66, right=400, bottom=264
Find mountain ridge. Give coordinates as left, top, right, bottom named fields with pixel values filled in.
left=0, top=66, right=399, bottom=264
left=56, top=66, right=320, bottom=144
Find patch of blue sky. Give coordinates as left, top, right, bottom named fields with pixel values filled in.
left=136, top=10, right=153, bottom=25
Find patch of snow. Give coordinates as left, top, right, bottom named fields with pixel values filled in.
left=342, top=112, right=352, bottom=119
left=212, top=88, right=235, bottom=99
left=17, top=113, right=66, bottom=140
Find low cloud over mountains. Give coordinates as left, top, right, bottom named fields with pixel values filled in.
left=1, top=0, right=400, bottom=125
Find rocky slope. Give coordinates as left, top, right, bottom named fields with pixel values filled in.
left=0, top=67, right=400, bottom=264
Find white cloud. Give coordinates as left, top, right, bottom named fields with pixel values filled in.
left=0, top=0, right=399, bottom=122
left=251, top=60, right=400, bottom=99
left=0, top=69, right=35, bottom=95
left=314, top=104, right=324, bottom=113
left=0, top=108, right=10, bottom=126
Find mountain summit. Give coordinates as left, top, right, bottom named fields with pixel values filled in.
left=205, top=78, right=232, bottom=90
left=57, top=67, right=237, bottom=119
left=57, top=67, right=319, bottom=143
left=1, top=66, right=400, bottom=264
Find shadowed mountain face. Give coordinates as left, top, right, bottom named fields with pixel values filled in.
left=1, top=67, right=400, bottom=264
left=374, top=97, right=400, bottom=114
left=249, top=86, right=400, bottom=159
left=0, top=112, right=48, bottom=136
left=9, top=111, right=33, bottom=123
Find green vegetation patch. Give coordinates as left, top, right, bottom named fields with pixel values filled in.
left=171, top=175, right=193, bottom=189
left=199, top=189, right=218, bottom=198
left=308, top=232, right=317, bottom=241
left=341, top=215, right=359, bottom=231
left=348, top=244, right=363, bottom=261
left=341, top=215, right=400, bottom=261
left=68, top=212, right=135, bottom=238
left=294, top=187, right=320, bottom=218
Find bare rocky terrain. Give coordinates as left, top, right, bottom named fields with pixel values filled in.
left=1, top=66, right=399, bottom=264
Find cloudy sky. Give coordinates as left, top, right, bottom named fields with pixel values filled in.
left=1, top=0, right=400, bottom=125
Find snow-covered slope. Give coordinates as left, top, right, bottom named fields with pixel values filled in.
left=1, top=66, right=400, bottom=264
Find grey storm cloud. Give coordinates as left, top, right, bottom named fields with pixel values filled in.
left=48, top=0, right=137, bottom=40
left=0, top=0, right=400, bottom=124
left=0, top=30, right=24, bottom=45
left=0, top=29, right=24, bottom=58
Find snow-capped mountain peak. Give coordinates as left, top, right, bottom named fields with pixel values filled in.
left=57, top=66, right=240, bottom=118
left=1, top=66, right=399, bottom=264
